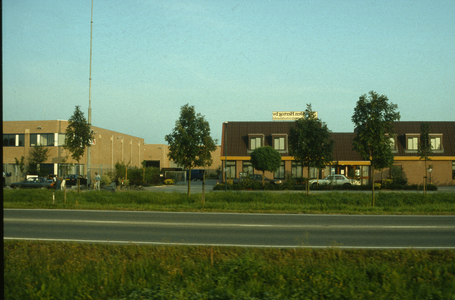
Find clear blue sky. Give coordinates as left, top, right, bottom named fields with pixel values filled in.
left=3, top=0, right=455, bottom=144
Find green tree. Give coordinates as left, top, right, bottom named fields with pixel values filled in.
left=165, top=104, right=217, bottom=196
left=14, top=156, right=25, bottom=180
left=26, top=146, right=50, bottom=176
left=352, top=91, right=400, bottom=206
left=250, top=146, right=282, bottom=187
left=418, top=123, right=432, bottom=194
left=64, top=105, right=93, bottom=191
left=288, top=104, right=335, bottom=195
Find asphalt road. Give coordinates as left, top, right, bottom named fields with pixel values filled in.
left=4, top=209, right=455, bottom=249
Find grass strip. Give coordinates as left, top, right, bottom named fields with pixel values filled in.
left=4, top=241, right=454, bottom=300
left=3, top=189, right=455, bottom=214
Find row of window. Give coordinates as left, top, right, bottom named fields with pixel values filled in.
left=406, top=136, right=441, bottom=150
left=249, top=134, right=288, bottom=152
left=3, top=134, right=66, bottom=147
left=3, top=134, right=25, bottom=147
left=252, top=134, right=443, bottom=153
left=389, top=134, right=443, bottom=151
left=228, top=160, right=455, bottom=180
left=226, top=161, right=317, bottom=180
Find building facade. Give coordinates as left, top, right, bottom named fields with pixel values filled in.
left=3, top=120, right=222, bottom=185
left=220, top=121, right=455, bottom=186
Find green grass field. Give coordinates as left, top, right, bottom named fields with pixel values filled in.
left=3, top=189, right=455, bottom=214
left=4, top=241, right=455, bottom=299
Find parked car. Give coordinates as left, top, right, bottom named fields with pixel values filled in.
left=63, top=175, right=88, bottom=186
left=187, top=169, right=206, bottom=181
left=10, top=177, right=54, bottom=189
left=309, top=175, right=360, bottom=187
left=234, top=174, right=283, bottom=185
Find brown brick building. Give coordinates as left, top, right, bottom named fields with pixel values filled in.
left=220, top=121, right=455, bottom=186
left=3, top=120, right=222, bottom=185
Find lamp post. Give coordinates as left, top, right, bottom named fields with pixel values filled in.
left=427, top=165, right=433, bottom=184
left=87, top=0, right=94, bottom=188
left=224, top=122, right=228, bottom=192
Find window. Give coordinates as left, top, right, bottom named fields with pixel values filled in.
left=248, top=134, right=264, bottom=151
left=388, top=136, right=397, bottom=152
left=274, top=137, right=285, bottom=150
left=18, top=134, right=24, bottom=146
left=30, top=133, right=54, bottom=146
left=58, top=134, right=66, bottom=146
left=250, top=137, right=262, bottom=150
left=430, top=136, right=441, bottom=150
left=274, top=162, right=285, bottom=179
left=407, top=136, right=418, bottom=150
left=291, top=162, right=303, bottom=178
left=39, top=133, right=54, bottom=146
left=226, top=161, right=236, bottom=179
left=309, top=167, right=318, bottom=179
left=242, top=162, right=254, bottom=176
left=3, top=134, right=25, bottom=147
left=3, top=134, right=15, bottom=146
left=30, top=134, right=38, bottom=146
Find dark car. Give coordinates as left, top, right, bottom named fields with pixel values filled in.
left=63, top=175, right=88, bottom=186
left=10, top=177, right=54, bottom=189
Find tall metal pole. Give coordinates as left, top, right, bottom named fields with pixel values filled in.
left=87, top=0, right=93, bottom=188
left=224, top=122, right=228, bottom=191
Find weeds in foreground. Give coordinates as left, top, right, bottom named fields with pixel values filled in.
left=4, top=241, right=455, bottom=299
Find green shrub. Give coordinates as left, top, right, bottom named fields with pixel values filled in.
left=427, top=183, right=438, bottom=191
left=100, top=174, right=111, bottom=186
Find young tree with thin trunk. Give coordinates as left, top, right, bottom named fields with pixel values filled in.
left=15, top=156, right=25, bottom=180
left=64, top=105, right=93, bottom=192
left=250, top=146, right=282, bottom=187
left=165, top=104, right=217, bottom=197
left=418, top=123, right=432, bottom=194
left=27, top=146, right=50, bottom=176
left=352, top=91, right=400, bottom=206
left=289, top=104, right=335, bottom=195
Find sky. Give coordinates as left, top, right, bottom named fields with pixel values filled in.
left=3, top=0, right=455, bottom=144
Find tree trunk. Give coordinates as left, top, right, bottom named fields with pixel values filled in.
left=77, top=160, right=80, bottom=193
left=307, top=165, right=310, bottom=195
left=371, top=161, right=375, bottom=207
left=424, top=159, right=427, bottom=195
left=262, top=171, right=265, bottom=188
left=187, top=169, right=191, bottom=197
left=202, top=171, right=205, bottom=205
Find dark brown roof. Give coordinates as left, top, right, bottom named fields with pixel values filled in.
left=392, top=121, right=455, bottom=156
left=330, top=133, right=364, bottom=161
left=222, top=121, right=455, bottom=160
left=222, top=122, right=294, bottom=157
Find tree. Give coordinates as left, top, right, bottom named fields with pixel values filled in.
left=418, top=123, right=432, bottom=194
left=27, top=146, right=50, bottom=176
left=14, top=156, right=25, bottom=180
left=165, top=104, right=217, bottom=197
left=352, top=91, right=400, bottom=206
left=288, top=104, right=335, bottom=195
left=64, top=105, right=93, bottom=191
left=250, top=146, right=282, bottom=187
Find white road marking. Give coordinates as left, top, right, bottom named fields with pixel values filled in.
left=4, top=218, right=455, bottom=229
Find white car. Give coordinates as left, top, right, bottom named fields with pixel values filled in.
left=309, top=175, right=360, bottom=187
